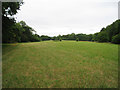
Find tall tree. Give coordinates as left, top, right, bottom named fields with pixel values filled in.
left=2, top=2, right=23, bottom=43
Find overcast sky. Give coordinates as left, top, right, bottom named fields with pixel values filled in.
left=16, top=0, right=119, bottom=36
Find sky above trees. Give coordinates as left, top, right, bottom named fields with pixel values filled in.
left=16, top=0, right=119, bottom=36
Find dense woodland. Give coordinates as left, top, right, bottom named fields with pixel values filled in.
left=2, top=2, right=120, bottom=44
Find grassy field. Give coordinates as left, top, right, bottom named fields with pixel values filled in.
left=2, top=41, right=118, bottom=88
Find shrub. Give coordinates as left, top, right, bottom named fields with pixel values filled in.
left=59, top=38, right=62, bottom=41
left=97, top=32, right=109, bottom=42
left=112, top=34, right=120, bottom=44
left=76, top=38, right=79, bottom=42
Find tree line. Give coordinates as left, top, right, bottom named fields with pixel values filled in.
left=50, top=33, right=93, bottom=41
left=92, top=20, right=120, bottom=44
left=2, top=2, right=41, bottom=43
left=2, top=2, right=120, bottom=44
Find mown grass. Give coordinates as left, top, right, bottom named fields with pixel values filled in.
left=2, top=41, right=118, bottom=88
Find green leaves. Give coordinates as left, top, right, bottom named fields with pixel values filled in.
left=93, top=19, right=120, bottom=44
left=97, top=31, right=109, bottom=42
left=112, top=34, right=120, bottom=44
left=2, top=2, right=23, bottom=16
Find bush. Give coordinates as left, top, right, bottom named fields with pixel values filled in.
left=59, top=38, right=62, bottom=41
left=112, top=34, right=120, bottom=44
left=97, top=32, right=109, bottom=42
left=76, top=38, right=79, bottom=42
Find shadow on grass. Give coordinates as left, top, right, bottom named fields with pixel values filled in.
left=2, top=43, right=19, bottom=55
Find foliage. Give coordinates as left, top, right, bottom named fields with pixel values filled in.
left=41, top=35, right=51, bottom=41
left=3, top=20, right=41, bottom=43
left=96, top=31, right=109, bottom=42
left=76, top=38, right=79, bottom=41
left=2, top=2, right=41, bottom=43
left=2, top=2, right=120, bottom=44
left=2, top=16, right=16, bottom=43
left=93, top=19, right=120, bottom=44
left=18, top=21, right=41, bottom=42
left=111, top=34, right=120, bottom=44
left=2, top=2, right=23, bottom=43
left=2, top=2, right=23, bottom=16
left=58, top=35, right=62, bottom=41
left=59, top=38, right=62, bottom=41
left=51, top=33, right=93, bottom=41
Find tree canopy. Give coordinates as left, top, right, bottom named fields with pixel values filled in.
left=2, top=2, right=23, bottom=16
left=92, top=19, right=120, bottom=44
left=2, top=2, right=41, bottom=43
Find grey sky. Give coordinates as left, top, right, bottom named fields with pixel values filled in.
left=16, top=0, right=119, bottom=36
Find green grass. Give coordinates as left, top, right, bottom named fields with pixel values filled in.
left=2, top=41, right=118, bottom=88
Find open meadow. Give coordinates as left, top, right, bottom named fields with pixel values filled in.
left=2, top=41, right=118, bottom=88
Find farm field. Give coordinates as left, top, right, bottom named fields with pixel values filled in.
left=2, top=41, right=118, bottom=88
